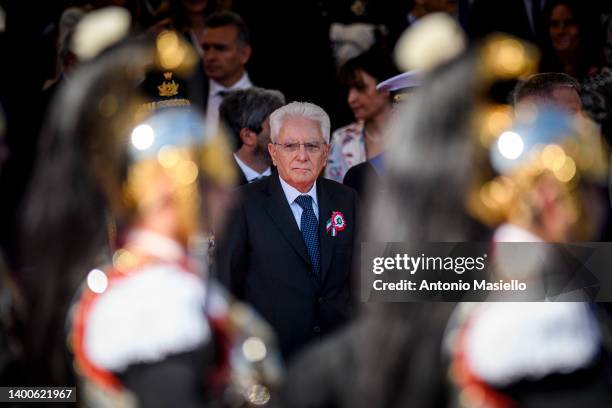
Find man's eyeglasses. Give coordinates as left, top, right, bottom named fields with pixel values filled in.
left=273, top=141, right=328, bottom=154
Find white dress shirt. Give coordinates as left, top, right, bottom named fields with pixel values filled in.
left=233, top=153, right=271, bottom=183
left=278, top=175, right=319, bottom=230
left=206, top=73, right=253, bottom=125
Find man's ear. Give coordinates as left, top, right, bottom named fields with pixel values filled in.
left=239, top=128, right=256, bottom=147
left=268, top=142, right=277, bottom=166
left=240, top=44, right=252, bottom=65
left=321, top=141, right=331, bottom=163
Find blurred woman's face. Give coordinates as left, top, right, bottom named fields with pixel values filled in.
left=347, top=70, right=391, bottom=122
left=549, top=4, right=580, bottom=53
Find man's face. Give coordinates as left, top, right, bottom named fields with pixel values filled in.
left=268, top=116, right=329, bottom=193
left=550, top=87, right=582, bottom=115
left=200, top=25, right=251, bottom=87
left=549, top=4, right=579, bottom=54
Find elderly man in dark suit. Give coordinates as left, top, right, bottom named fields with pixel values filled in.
left=216, top=101, right=358, bottom=361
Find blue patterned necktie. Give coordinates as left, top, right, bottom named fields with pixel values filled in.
left=294, top=195, right=321, bottom=277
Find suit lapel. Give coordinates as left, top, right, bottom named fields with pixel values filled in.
left=264, top=176, right=312, bottom=267
left=317, top=180, right=335, bottom=282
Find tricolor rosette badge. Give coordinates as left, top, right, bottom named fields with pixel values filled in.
left=326, top=211, right=346, bottom=236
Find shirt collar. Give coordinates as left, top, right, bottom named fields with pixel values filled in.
left=278, top=175, right=318, bottom=207
left=233, top=153, right=271, bottom=182
left=209, top=72, right=252, bottom=96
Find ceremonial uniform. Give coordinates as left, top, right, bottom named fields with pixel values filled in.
left=70, top=230, right=218, bottom=407
left=42, top=34, right=284, bottom=406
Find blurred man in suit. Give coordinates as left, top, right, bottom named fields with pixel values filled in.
left=217, top=102, right=359, bottom=361
left=219, top=87, right=285, bottom=185
left=199, top=11, right=253, bottom=123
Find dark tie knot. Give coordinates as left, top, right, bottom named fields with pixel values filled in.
left=294, top=195, right=313, bottom=210
left=217, top=90, right=228, bottom=97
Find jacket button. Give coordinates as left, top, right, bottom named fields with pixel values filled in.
left=317, top=297, right=324, bottom=304
left=313, top=326, right=321, bottom=333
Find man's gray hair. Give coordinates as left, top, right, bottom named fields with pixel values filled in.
left=269, top=102, right=331, bottom=143
left=219, top=87, right=286, bottom=150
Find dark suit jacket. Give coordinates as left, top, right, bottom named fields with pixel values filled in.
left=232, top=158, right=279, bottom=187
left=216, top=175, right=358, bottom=360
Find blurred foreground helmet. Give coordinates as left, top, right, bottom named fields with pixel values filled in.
left=420, top=32, right=612, bottom=408
left=375, top=70, right=421, bottom=103
left=468, top=104, right=609, bottom=239
left=120, top=107, right=235, bottom=247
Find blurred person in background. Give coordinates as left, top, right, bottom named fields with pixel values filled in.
left=513, top=71, right=612, bottom=243
left=342, top=70, right=421, bottom=201
left=199, top=10, right=253, bottom=124
left=138, top=1, right=227, bottom=114
left=324, top=48, right=399, bottom=183
left=540, top=0, right=607, bottom=80
left=219, top=87, right=285, bottom=185
left=537, top=1, right=612, bottom=148
left=448, top=84, right=612, bottom=408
